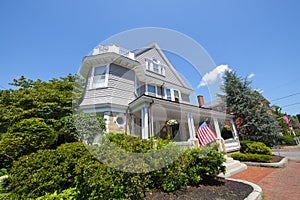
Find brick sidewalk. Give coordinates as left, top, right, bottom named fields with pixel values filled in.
left=230, top=160, right=300, bottom=200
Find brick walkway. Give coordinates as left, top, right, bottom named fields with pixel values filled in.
left=230, top=160, right=300, bottom=200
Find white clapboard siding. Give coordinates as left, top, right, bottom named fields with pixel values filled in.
left=135, top=48, right=184, bottom=87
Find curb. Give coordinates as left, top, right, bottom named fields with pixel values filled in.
left=243, top=157, right=288, bottom=168
left=227, top=178, right=262, bottom=200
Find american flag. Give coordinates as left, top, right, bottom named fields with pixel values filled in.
left=197, top=122, right=217, bottom=146
left=282, top=115, right=291, bottom=126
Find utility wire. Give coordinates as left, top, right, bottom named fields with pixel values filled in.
left=281, top=102, right=300, bottom=108
left=271, top=92, right=300, bottom=101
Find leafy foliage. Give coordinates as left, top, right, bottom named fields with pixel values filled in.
left=239, top=140, right=255, bottom=153
left=73, top=113, right=106, bottom=145
left=279, top=135, right=297, bottom=146
left=231, top=141, right=272, bottom=163
left=244, top=142, right=272, bottom=155
left=8, top=142, right=93, bottom=199
left=0, top=75, right=82, bottom=133
left=35, top=188, right=80, bottom=200
left=54, top=113, right=106, bottom=146
left=0, top=118, right=55, bottom=169
left=7, top=134, right=226, bottom=199
left=230, top=152, right=272, bottom=162
left=0, top=169, right=7, bottom=177
left=219, top=70, right=280, bottom=146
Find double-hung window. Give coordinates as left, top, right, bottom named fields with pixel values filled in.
left=90, top=65, right=109, bottom=89
left=165, top=88, right=171, bottom=100
left=147, top=84, right=156, bottom=97
left=165, top=88, right=181, bottom=102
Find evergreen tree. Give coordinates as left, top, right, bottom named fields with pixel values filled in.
left=219, top=70, right=280, bottom=146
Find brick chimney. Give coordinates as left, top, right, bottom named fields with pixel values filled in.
left=197, top=95, right=204, bottom=107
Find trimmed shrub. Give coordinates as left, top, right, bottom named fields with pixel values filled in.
left=231, top=152, right=272, bottom=162
left=245, top=142, right=272, bottom=155
left=239, top=140, right=255, bottom=153
left=230, top=152, right=248, bottom=161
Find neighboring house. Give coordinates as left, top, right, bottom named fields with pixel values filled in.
left=79, top=43, right=240, bottom=152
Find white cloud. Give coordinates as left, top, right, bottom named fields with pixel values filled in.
left=198, top=64, right=231, bottom=88
left=247, top=73, right=255, bottom=79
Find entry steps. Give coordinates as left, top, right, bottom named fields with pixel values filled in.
left=218, top=155, right=247, bottom=178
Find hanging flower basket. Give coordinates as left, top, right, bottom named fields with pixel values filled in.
left=167, top=119, right=178, bottom=126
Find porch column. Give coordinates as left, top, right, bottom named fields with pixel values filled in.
left=187, top=113, right=196, bottom=140
left=213, top=117, right=225, bottom=152
left=213, top=118, right=222, bottom=139
left=130, top=115, right=135, bottom=135
left=141, top=107, right=149, bottom=139
left=187, top=113, right=199, bottom=148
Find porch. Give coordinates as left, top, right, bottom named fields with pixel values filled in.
left=128, top=95, right=241, bottom=153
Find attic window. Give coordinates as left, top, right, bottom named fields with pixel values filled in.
left=145, top=58, right=165, bottom=76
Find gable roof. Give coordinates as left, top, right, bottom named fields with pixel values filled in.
left=134, top=42, right=193, bottom=93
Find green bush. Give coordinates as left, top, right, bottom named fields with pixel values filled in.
left=279, top=135, right=297, bottom=146
left=36, top=188, right=80, bottom=200
left=294, top=129, right=300, bottom=136
left=245, top=142, right=272, bottom=155
left=239, top=140, right=255, bottom=153
left=0, top=118, right=55, bottom=169
left=8, top=142, right=93, bottom=199
left=7, top=134, right=226, bottom=199
left=105, top=133, right=172, bottom=153
left=0, top=169, right=7, bottom=177
left=184, top=148, right=225, bottom=185
left=230, top=152, right=248, bottom=161
left=231, top=152, right=272, bottom=162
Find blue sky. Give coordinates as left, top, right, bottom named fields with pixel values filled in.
left=0, top=0, right=299, bottom=115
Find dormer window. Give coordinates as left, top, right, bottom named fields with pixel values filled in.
left=145, top=58, right=165, bottom=76
left=89, top=64, right=109, bottom=89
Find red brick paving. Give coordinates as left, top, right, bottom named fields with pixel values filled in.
left=230, top=160, right=300, bottom=200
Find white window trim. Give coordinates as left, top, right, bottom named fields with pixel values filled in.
left=145, top=58, right=165, bottom=76
left=146, top=84, right=157, bottom=97
left=89, top=64, right=110, bottom=89
left=164, top=88, right=181, bottom=102
left=165, top=88, right=172, bottom=100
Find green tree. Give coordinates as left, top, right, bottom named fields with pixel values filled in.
left=219, top=70, right=280, bottom=146
left=0, top=74, right=83, bottom=133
